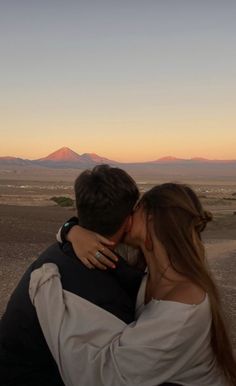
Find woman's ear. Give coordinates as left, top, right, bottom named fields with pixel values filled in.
left=145, top=230, right=153, bottom=251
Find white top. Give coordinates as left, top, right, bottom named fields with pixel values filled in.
left=29, top=263, right=227, bottom=386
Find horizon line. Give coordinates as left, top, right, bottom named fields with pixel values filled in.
left=1, top=146, right=236, bottom=164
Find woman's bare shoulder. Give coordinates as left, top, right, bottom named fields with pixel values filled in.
left=163, top=282, right=206, bottom=305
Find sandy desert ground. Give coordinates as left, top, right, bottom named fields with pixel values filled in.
left=0, top=177, right=236, bottom=352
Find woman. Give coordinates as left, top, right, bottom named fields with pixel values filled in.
left=30, top=183, right=236, bottom=385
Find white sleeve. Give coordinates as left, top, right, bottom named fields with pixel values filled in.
left=29, top=263, right=199, bottom=386
left=56, top=226, right=63, bottom=243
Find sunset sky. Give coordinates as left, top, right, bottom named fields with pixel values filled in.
left=1, top=1, right=236, bottom=162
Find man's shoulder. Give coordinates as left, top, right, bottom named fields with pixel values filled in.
left=37, top=242, right=66, bottom=261
left=34, top=243, right=112, bottom=288
left=32, top=242, right=76, bottom=270
left=34, top=242, right=64, bottom=263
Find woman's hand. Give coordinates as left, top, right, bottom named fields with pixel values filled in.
left=67, top=225, right=119, bottom=270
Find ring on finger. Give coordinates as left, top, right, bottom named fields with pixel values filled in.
left=95, top=251, right=102, bottom=261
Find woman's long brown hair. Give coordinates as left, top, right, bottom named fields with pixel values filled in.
left=141, top=183, right=236, bottom=385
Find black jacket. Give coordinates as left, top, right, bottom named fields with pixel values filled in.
left=0, top=242, right=143, bottom=386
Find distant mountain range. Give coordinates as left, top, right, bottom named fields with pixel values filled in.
left=0, top=147, right=117, bottom=168
left=150, top=156, right=236, bottom=164
left=35, top=147, right=116, bottom=167
left=0, top=147, right=236, bottom=168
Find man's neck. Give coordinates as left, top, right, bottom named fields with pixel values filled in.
left=104, top=225, right=128, bottom=248
left=104, top=233, right=120, bottom=249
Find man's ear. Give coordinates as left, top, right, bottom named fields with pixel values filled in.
left=145, top=230, right=153, bottom=251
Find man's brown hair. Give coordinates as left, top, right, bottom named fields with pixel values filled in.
left=74, top=164, right=139, bottom=236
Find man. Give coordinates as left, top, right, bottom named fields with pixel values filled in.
left=0, top=165, right=178, bottom=386
left=0, top=165, right=142, bottom=385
